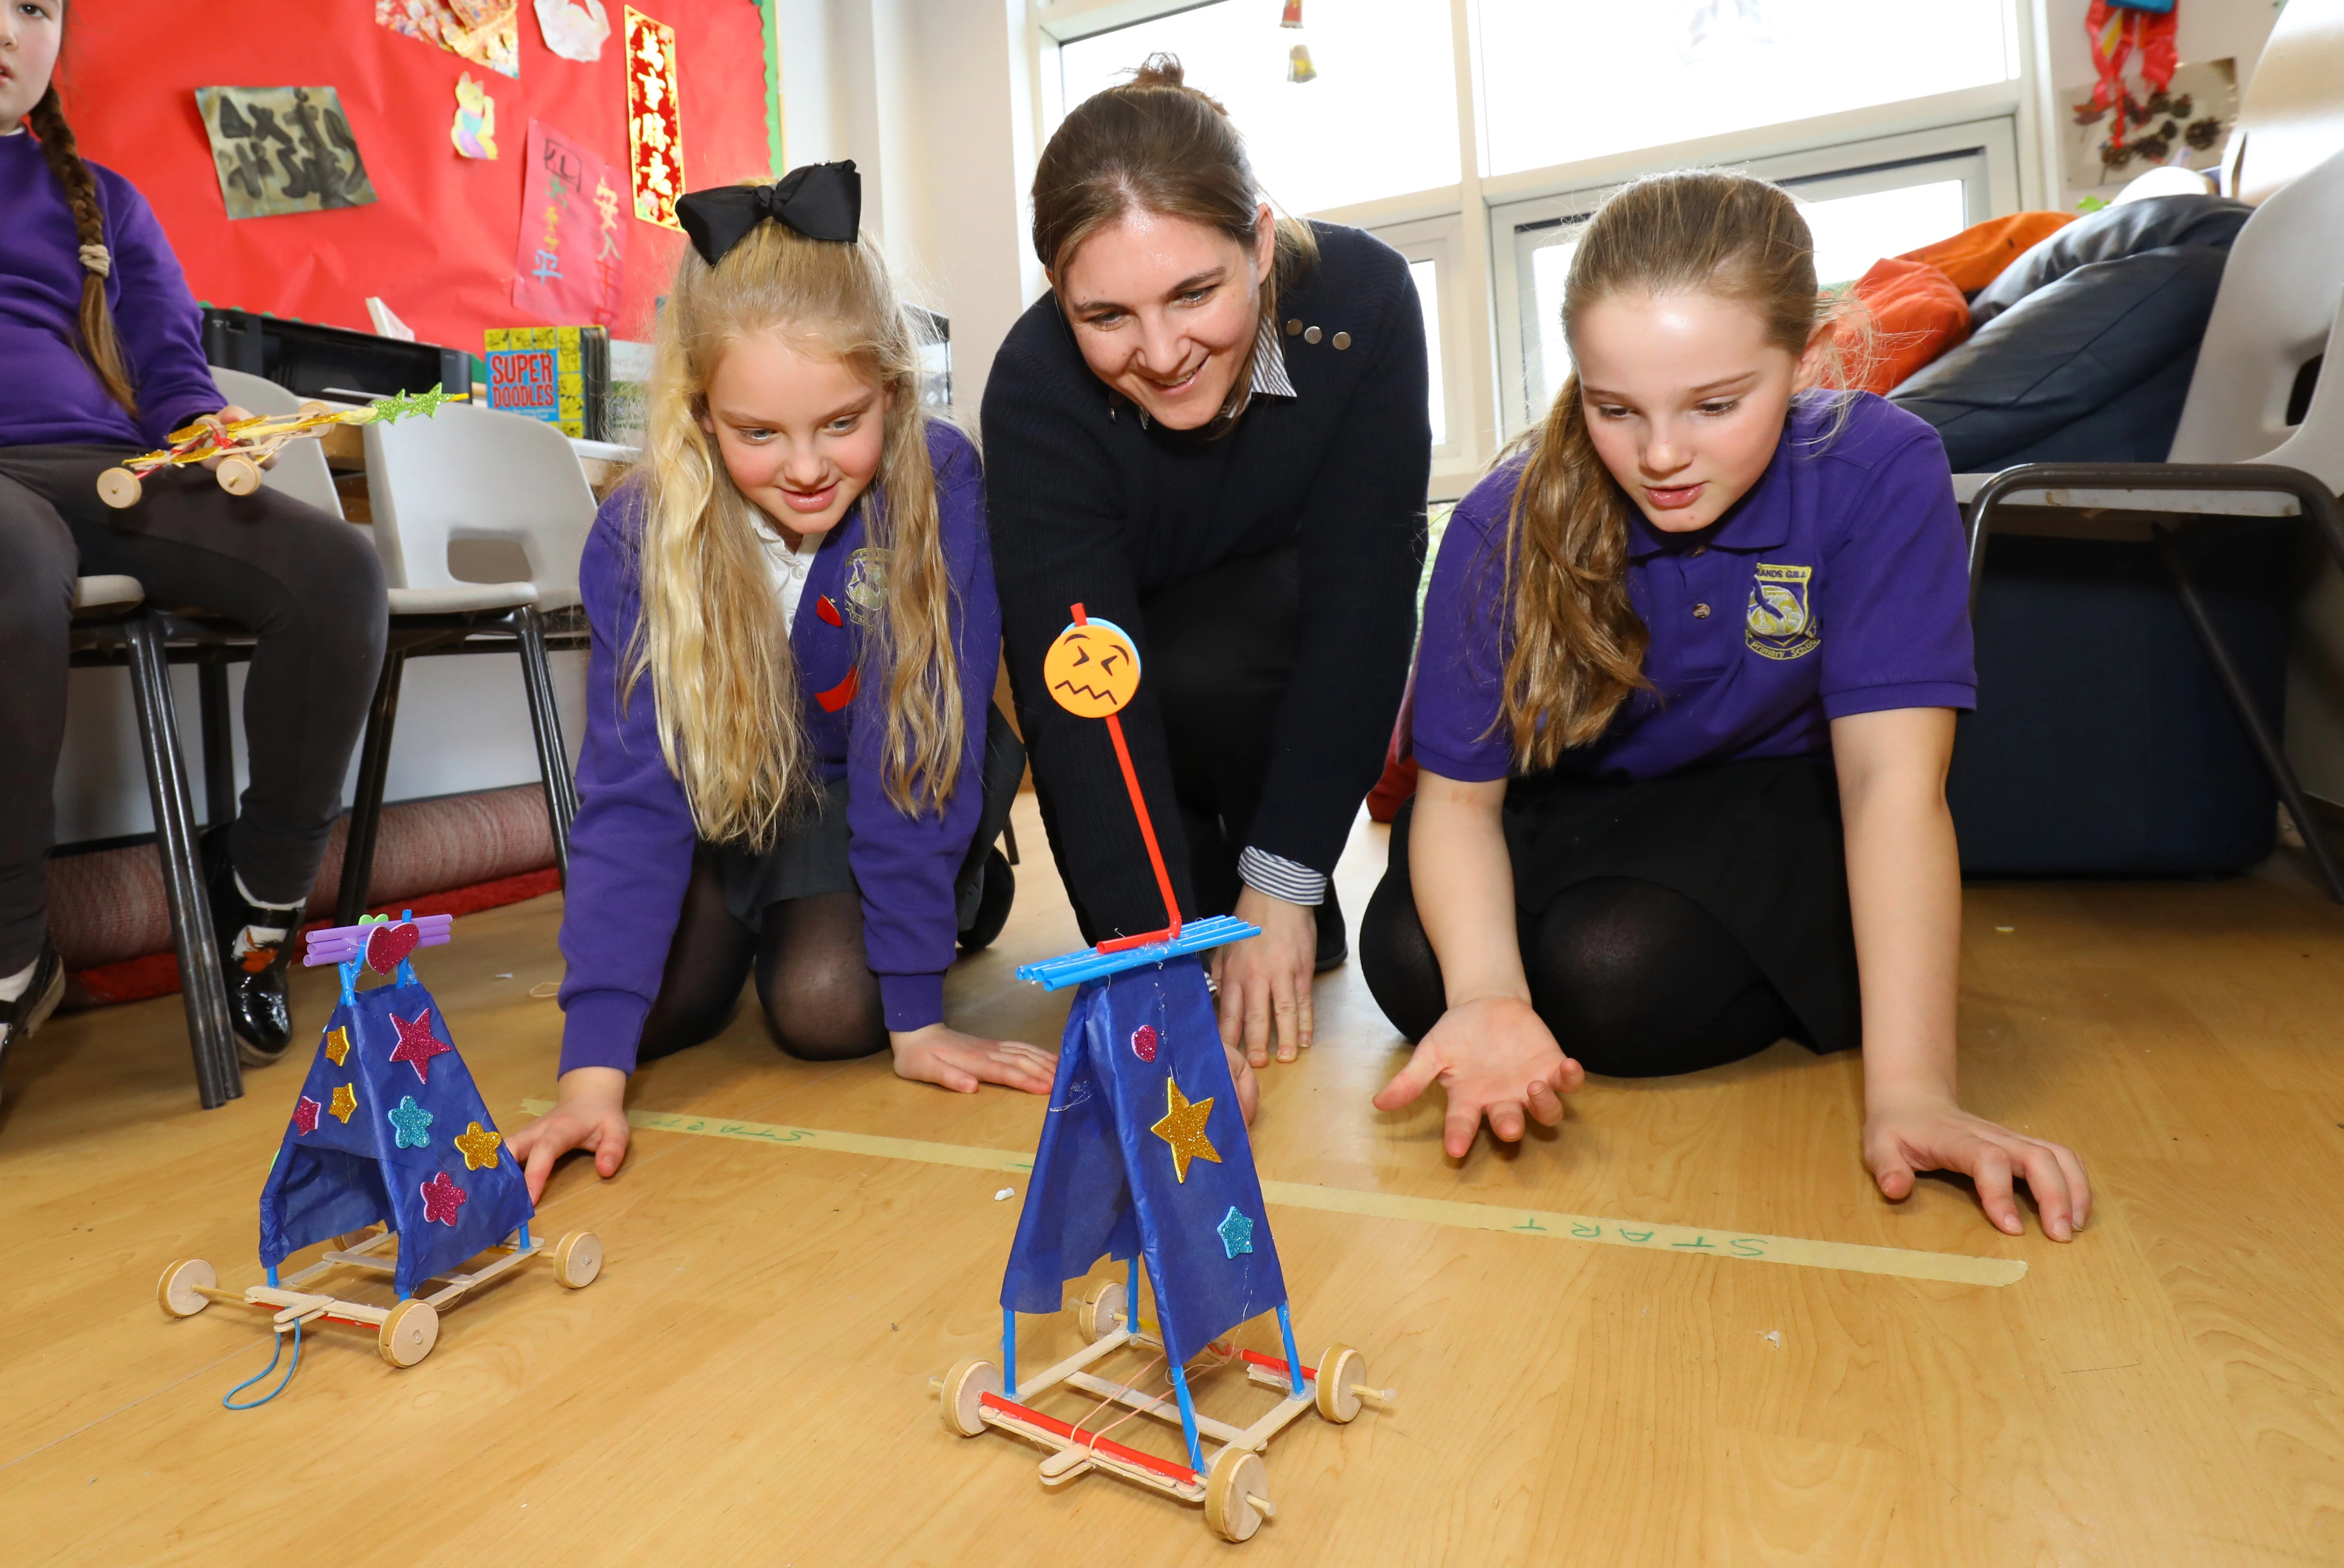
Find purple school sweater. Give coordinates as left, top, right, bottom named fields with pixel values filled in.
left=556, top=421, right=1000, bottom=1075
left=0, top=131, right=223, bottom=448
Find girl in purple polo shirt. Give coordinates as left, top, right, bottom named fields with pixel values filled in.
left=509, top=166, right=1051, bottom=1202
left=1361, top=170, right=2089, bottom=1241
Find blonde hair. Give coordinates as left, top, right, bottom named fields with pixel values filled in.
left=1497, top=168, right=1866, bottom=768
left=630, top=208, right=963, bottom=846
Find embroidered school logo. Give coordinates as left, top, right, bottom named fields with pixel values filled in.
left=844, top=548, right=889, bottom=617
left=1746, top=562, right=1821, bottom=661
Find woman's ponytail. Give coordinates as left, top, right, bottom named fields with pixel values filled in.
left=29, top=85, right=139, bottom=418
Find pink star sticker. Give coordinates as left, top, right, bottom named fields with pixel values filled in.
left=419, top=1170, right=468, bottom=1226
left=388, top=1008, right=452, bottom=1085
left=292, top=1095, right=320, bottom=1135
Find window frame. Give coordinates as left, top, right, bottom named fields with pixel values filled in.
left=1026, top=0, right=2059, bottom=499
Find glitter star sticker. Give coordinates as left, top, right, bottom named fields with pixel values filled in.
left=324, top=1026, right=350, bottom=1066
left=453, top=1121, right=503, bottom=1171
left=1149, top=1074, right=1221, bottom=1184
left=329, top=1082, right=358, bottom=1124
left=388, top=1007, right=452, bottom=1085
left=419, top=1171, right=468, bottom=1226
left=387, top=1094, right=434, bottom=1150
left=292, top=1096, right=320, bottom=1135
left=1217, top=1206, right=1255, bottom=1259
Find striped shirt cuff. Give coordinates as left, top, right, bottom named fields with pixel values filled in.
left=1237, top=846, right=1327, bottom=906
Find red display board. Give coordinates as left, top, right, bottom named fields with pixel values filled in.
left=55, top=2, right=771, bottom=354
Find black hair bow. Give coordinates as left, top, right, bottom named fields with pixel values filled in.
left=676, top=161, right=861, bottom=266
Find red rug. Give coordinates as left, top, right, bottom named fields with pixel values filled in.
left=68, top=867, right=562, bottom=1007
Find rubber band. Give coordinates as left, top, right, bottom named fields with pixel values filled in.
left=222, top=1319, right=303, bottom=1409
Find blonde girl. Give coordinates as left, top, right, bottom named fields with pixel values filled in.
left=1362, top=169, right=2089, bottom=1241
left=511, top=164, right=1051, bottom=1201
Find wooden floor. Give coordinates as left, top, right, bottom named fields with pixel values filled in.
left=6, top=794, right=2344, bottom=1566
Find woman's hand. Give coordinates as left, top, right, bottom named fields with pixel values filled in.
left=1211, top=884, right=1318, bottom=1068
left=1372, top=995, right=1584, bottom=1158
left=508, top=1065, right=630, bottom=1204
left=1865, top=1091, right=2091, bottom=1240
left=890, top=1023, right=1057, bottom=1095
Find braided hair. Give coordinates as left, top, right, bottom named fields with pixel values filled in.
left=27, top=84, right=138, bottom=417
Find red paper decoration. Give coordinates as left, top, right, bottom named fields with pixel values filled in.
left=625, top=7, right=686, bottom=231
left=419, top=1170, right=469, bottom=1226
left=389, top=1007, right=454, bottom=1084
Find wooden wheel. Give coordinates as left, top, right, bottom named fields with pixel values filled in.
left=1204, top=1445, right=1274, bottom=1542
left=377, top=1298, right=439, bottom=1368
left=938, top=1357, right=1000, bottom=1437
left=296, top=400, right=331, bottom=418
left=96, top=467, right=143, bottom=509
left=1315, top=1343, right=1365, bottom=1423
left=215, top=456, right=262, bottom=497
left=1072, top=1277, right=1126, bottom=1343
left=157, top=1258, right=216, bottom=1318
left=333, top=1227, right=381, bottom=1251
left=551, top=1230, right=603, bottom=1289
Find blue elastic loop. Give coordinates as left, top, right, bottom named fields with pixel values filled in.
left=222, top=1319, right=303, bottom=1410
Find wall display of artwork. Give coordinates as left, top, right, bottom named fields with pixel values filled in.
left=534, top=0, right=611, bottom=63
left=378, top=0, right=522, bottom=80
left=64, top=2, right=771, bottom=356
left=196, top=86, right=379, bottom=220
left=2062, top=56, right=2237, bottom=200
left=452, top=72, right=499, bottom=159
left=623, top=7, right=686, bottom=230
left=512, top=120, right=625, bottom=325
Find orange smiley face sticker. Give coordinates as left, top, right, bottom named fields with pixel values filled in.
left=1044, top=618, right=1143, bottom=718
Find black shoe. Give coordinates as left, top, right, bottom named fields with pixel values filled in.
left=1314, top=883, right=1348, bottom=973
left=0, top=936, right=66, bottom=1110
left=200, top=827, right=304, bottom=1066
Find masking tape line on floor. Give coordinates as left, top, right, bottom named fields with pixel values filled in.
left=521, top=1101, right=2026, bottom=1288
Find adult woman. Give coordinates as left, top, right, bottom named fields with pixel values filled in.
left=984, top=57, right=1430, bottom=1092
left=0, top=0, right=387, bottom=1087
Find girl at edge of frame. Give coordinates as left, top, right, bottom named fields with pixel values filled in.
left=509, top=166, right=1052, bottom=1202
left=1361, top=168, right=2090, bottom=1241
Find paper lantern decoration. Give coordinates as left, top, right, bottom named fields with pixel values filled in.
left=625, top=6, right=687, bottom=230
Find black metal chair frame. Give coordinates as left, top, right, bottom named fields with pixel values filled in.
left=1963, top=460, right=2344, bottom=904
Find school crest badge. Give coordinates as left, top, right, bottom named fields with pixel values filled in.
left=1746, top=562, right=1821, bottom=660
left=844, top=547, right=889, bottom=617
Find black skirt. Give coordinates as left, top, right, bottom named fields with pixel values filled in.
left=1501, top=755, right=1861, bottom=1054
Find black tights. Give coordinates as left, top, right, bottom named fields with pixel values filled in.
left=635, top=845, right=887, bottom=1064
left=1360, top=872, right=1799, bottom=1079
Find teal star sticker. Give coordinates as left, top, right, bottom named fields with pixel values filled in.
left=1217, top=1206, right=1254, bottom=1259
left=387, top=1094, right=434, bottom=1150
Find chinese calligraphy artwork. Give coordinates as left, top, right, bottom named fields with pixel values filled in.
left=624, top=7, right=686, bottom=230
left=513, top=120, right=626, bottom=325
left=376, top=0, right=521, bottom=80
left=196, top=87, right=378, bottom=222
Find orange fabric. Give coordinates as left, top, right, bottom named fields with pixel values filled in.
left=1839, top=258, right=1972, bottom=395
left=1898, top=212, right=2076, bottom=293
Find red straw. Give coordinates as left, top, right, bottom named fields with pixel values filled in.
left=1071, top=603, right=1181, bottom=941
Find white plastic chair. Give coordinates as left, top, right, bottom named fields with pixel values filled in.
left=344, top=404, right=597, bottom=922
left=1958, top=143, right=2344, bottom=897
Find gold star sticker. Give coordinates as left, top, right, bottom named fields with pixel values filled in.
left=324, top=1026, right=350, bottom=1066
left=329, top=1082, right=357, bottom=1124
left=1149, top=1074, right=1220, bottom=1184
left=453, top=1120, right=504, bottom=1171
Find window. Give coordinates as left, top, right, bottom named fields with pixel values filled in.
left=1493, top=122, right=2016, bottom=429
left=1476, top=0, right=2020, bottom=178
left=1409, top=258, right=1447, bottom=449
left=1054, top=0, right=1461, bottom=216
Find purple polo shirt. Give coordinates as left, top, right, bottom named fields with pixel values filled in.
left=1414, top=391, right=1974, bottom=783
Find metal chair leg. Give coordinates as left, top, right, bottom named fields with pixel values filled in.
left=512, top=606, right=574, bottom=879
left=123, top=616, right=242, bottom=1107
left=197, top=656, right=237, bottom=830
left=2153, top=527, right=2344, bottom=902
left=337, top=650, right=405, bottom=927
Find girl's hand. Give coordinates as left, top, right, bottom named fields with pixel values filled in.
left=1864, top=1091, right=2091, bottom=1240
left=194, top=405, right=277, bottom=472
left=890, top=1023, right=1057, bottom=1095
left=1373, top=996, right=1585, bottom=1158
left=508, top=1065, right=630, bottom=1204
left=1211, top=885, right=1318, bottom=1068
